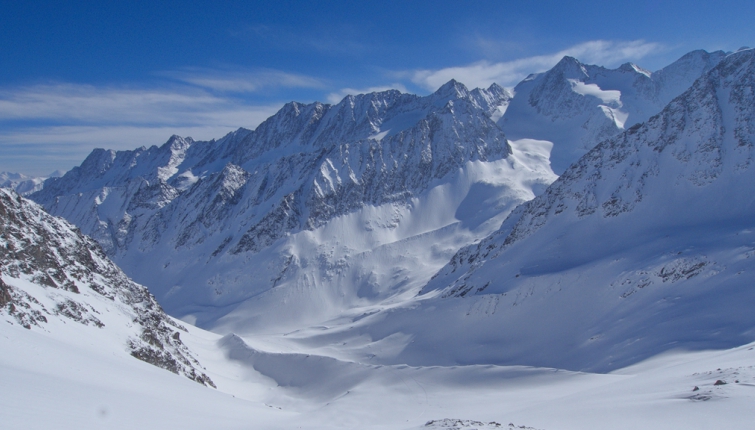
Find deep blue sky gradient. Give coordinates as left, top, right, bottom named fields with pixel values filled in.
left=1, top=0, right=753, bottom=175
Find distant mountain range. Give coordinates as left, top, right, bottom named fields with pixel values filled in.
left=29, top=77, right=554, bottom=332
left=11, top=47, right=754, bottom=377
left=0, top=170, right=62, bottom=196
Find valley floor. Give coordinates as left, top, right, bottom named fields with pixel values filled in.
left=3, top=318, right=754, bottom=430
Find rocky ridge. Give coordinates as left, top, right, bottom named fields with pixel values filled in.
left=0, top=188, right=214, bottom=386
left=32, top=80, right=512, bottom=256
left=28, top=79, right=550, bottom=328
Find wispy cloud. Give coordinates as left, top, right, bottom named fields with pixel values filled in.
left=0, top=83, right=284, bottom=126
left=326, top=84, right=409, bottom=104
left=162, top=67, right=324, bottom=93
left=411, top=40, right=663, bottom=91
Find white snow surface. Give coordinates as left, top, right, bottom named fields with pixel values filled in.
left=6, top=186, right=754, bottom=430
left=4, top=310, right=755, bottom=429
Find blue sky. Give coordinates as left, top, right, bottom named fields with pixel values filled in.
left=1, top=0, right=753, bottom=176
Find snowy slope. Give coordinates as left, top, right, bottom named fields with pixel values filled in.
left=383, top=48, right=755, bottom=372
left=0, top=188, right=213, bottom=384
left=4, top=302, right=755, bottom=429
left=500, top=49, right=728, bottom=173
left=30, top=80, right=554, bottom=331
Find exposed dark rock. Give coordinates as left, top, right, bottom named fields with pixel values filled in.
left=0, top=188, right=215, bottom=387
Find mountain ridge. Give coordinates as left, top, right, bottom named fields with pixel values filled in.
left=30, top=78, right=544, bottom=330
left=500, top=49, right=729, bottom=173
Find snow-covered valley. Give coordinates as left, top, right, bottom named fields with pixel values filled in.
left=3, top=47, right=755, bottom=429
left=4, top=312, right=755, bottom=429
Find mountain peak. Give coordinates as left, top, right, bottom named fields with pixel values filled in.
left=433, top=79, right=470, bottom=99
left=618, top=62, right=652, bottom=77
left=554, top=55, right=583, bottom=68
left=162, top=134, right=194, bottom=152
left=486, top=82, right=510, bottom=97
left=549, top=56, right=589, bottom=80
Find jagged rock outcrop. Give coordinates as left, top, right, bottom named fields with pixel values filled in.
left=0, top=189, right=214, bottom=386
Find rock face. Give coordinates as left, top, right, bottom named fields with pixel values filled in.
left=0, top=188, right=214, bottom=386
left=398, top=49, right=755, bottom=371
left=500, top=49, right=728, bottom=173
left=33, top=80, right=512, bottom=256
left=30, top=80, right=555, bottom=330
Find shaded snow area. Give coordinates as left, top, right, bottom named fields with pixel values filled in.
left=4, top=49, right=755, bottom=429
left=407, top=48, right=755, bottom=373
left=4, top=318, right=755, bottom=429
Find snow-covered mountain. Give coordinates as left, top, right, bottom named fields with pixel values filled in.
left=500, top=49, right=728, bottom=173
left=30, top=80, right=554, bottom=331
left=0, top=188, right=214, bottom=385
left=24, top=47, right=755, bottom=371
left=7, top=47, right=755, bottom=430
left=378, top=48, right=755, bottom=371
left=0, top=171, right=61, bottom=196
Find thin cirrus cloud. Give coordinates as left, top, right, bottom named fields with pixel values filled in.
left=411, top=40, right=664, bottom=91
left=0, top=83, right=237, bottom=124
left=162, top=67, right=325, bottom=93
left=0, top=67, right=325, bottom=128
